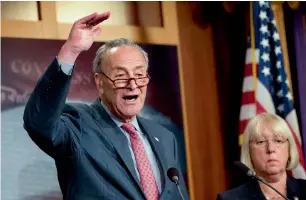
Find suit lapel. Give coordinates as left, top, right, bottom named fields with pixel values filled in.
left=90, top=99, right=144, bottom=196
left=137, top=117, right=171, bottom=197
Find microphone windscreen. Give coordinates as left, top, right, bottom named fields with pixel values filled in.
left=234, top=161, right=253, bottom=176
left=167, top=167, right=179, bottom=182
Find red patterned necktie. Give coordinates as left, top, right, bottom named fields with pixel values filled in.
left=121, top=123, right=159, bottom=200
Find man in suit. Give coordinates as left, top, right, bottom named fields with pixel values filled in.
left=23, top=12, right=189, bottom=200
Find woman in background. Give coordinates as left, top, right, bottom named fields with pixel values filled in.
left=217, top=112, right=306, bottom=200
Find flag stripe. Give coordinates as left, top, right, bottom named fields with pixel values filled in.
left=242, top=77, right=255, bottom=92
left=286, top=110, right=302, bottom=143
left=256, top=80, right=276, bottom=113
left=240, top=104, right=256, bottom=121
left=244, top=64, right=254, bottom=77
left=242, top=91, right=255, bottom=105
left=239, top=120, right=249, bottom=135
left=256, top=101, right=267, bottom=115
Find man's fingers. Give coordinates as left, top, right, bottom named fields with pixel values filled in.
left=87, top=12, right=110, bottom=27
left=77, top=12, right=98, bottom=25
left=92, top=26, right=101, bottom=38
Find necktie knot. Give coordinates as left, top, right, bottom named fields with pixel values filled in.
left=121, top=123, right=137, bottom=137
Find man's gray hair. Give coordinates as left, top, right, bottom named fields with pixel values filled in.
left=92, top=38, right=149, bottom=73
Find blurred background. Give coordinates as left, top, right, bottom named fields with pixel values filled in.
left=1, top=1, right=306, bottom=200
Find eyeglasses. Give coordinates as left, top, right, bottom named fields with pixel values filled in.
left=250, top=138, right=288, bottom=148
left=100, top=72, right=150, bottom=88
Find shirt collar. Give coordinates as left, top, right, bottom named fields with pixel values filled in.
left=100, top=100, right=142, bottom=133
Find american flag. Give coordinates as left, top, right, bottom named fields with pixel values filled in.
left=239, top=1, right=306, bottom=179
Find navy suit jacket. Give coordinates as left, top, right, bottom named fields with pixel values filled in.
left=23, top=58, right=189, bottom=200
left=217, top=175, right=306, bottom=200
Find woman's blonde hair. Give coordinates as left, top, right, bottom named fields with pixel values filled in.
left=240, top=112, right=299, bottom=171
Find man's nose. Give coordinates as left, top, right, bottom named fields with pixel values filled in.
left=126, top=79, right=137, bottom=90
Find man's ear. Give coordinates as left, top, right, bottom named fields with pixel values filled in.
left=94, top=73, right=104, bottom=94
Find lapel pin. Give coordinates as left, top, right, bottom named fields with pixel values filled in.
left=154, top=137, right=159, bottom=142
left=294, top=197, right=299, bottom=200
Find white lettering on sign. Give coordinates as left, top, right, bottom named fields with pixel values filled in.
left=10, top=59, right=43, bottom=79
left=1, top=86, right=30, bottom=104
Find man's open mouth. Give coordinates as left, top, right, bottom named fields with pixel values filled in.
left=123, top=95, right=138, bottom=101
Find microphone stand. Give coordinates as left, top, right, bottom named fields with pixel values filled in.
left=173, top=179, right=186, bottom=200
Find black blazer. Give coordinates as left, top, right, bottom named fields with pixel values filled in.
left=217, top=175, right=306, bottom=200
left=23, top=58, right=189, bottom=200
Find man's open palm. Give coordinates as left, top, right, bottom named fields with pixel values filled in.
left=58, top=12, right=110, bottom=64
left=67, top=12, right=110, bottom=53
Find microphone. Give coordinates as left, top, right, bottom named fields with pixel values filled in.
left=167, top=167, right=186, bottom=200
left=234, top=161, right=290, bottom=200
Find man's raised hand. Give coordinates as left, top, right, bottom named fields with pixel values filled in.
left=58, top=12, right=110, bottom=64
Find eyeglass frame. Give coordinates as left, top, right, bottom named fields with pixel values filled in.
left=249, top=138, right=288, bottom=148
left=99, top=71, right=151, bottom=89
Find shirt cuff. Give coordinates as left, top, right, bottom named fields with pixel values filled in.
left=57, top=58, right=74, bottom=75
